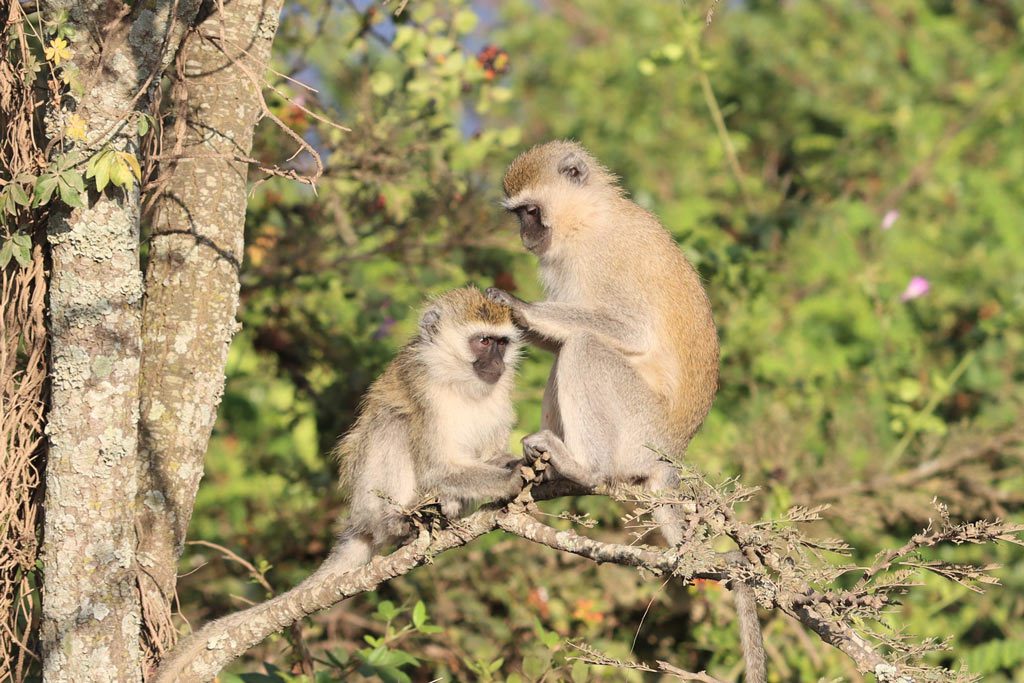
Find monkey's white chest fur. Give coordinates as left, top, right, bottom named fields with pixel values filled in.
left=425, top=383, right=514, bottom=464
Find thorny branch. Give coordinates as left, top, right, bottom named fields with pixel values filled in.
left=568, top=641, right=726, bottom=682
left=159, top=470, right=1021, bottom=683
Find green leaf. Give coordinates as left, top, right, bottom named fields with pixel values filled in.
left=61, top=169, right=85, bottom=192
left=896, top=378, right=921, bottom=403
left=453, top=9, right=478, bottom=34
left=571, top=660, right=590, bottom=683
left=357, top=645, right=418, bottom=683
left=9, top=182, right=30, bottom=207
left=358, top=665, right=409, bottom=683
left=58, top=177, right=84, bottom=208
left=373, top=599, right=400, bottom=622
left=498, top=125, right=522, bottom=148
left=522, top=655, right=548, bottom=680
left=137, top=114, right=150, bottom=136
left=662, top=42, right=683, bottom=61
left=34, top=174, right=58, bottom=205
left=378, top=649, right=419, bottom=668
left=86, top=149, right=113, bottom=192
left=411, top=600, right=427, bottom=630
left=369, top=72, right=395, bottom=96
left=0, top=240, right=12, bottom=269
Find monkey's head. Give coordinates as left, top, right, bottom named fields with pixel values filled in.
left=415, top=287, right=522, bottom=390
left=502, top=140, right=620, bottom=257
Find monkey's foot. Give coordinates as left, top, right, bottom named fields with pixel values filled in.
left=522, top=430, right=602, bottom=488
left=522, top=430, right=560, bottom=482
left=408, top=499, right=452, bottom=532
left=521, top=430, right=554, bottom=462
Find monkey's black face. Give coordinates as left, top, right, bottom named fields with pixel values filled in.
left=511, top=204, right=551, bottom=255
left=469, top=335, right=510, bottom=384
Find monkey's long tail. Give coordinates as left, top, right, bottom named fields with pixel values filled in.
left=732, top=583, right=767, bottom=683
left=658, top=505, right=767, bottom=683
left=154, top=531, right=373, bottom=683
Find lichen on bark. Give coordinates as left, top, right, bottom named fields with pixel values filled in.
left=38, top=0, right=202, bottom=679
left=42, top=178, right=146, bottom=683
left=135, top=0, right=285, bottom=668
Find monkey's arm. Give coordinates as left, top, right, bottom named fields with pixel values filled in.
left=486, top=289, right=646, bottom=355
left=428, top=459, right=524, bottom=508
left=522, top=328, right=561, bottom=353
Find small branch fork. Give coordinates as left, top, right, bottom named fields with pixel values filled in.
left=158, top=474, right=1021, bottom=683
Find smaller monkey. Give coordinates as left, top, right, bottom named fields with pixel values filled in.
left=335, top=285, right=528, bottom=558
left=156, top=287, right=526, bottom=683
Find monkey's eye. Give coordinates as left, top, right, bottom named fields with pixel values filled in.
left=478, top=336, right=492, bottom=347
left=496, top=337, right=509, bottom=349
left=524, top=205, right=540, bottom=218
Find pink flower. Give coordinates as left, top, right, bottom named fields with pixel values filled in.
left=881, top=209, right=899, bottom=230
left=900, top=276, right=930, bottom=302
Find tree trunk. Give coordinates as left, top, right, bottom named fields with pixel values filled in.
left=39, top=1, right=199, bottom=680
left=135, top=0, right=284, bottom=669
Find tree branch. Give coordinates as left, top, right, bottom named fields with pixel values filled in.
left=154, top=477, right=965, bottom=683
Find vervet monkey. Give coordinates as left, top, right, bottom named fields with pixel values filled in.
left=487, top=140, right=766, bottom=683
left=156, top=287, right=525, bottom=683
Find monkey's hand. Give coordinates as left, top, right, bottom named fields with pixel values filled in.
left=496, top=457, right=533, bottom=496
left=485, top=287, right=529, bottom=323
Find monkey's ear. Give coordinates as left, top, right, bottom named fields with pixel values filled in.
left=558, top=152, right=589, bottom=185
left=419, top=307, right=442, bottom=338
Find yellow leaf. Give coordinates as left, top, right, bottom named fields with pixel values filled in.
left=117, top=152, right=142, bottom=181
left=44, top=37, right=73, bottom=67
left=65, top=113, right=86, bottom=141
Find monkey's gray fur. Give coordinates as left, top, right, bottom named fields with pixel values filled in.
left=490, top=140, right=766, bottom=683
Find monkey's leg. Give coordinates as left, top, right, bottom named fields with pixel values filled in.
left=522, top=335, right=653, bottom=488
left=539, top=355, right=564, bottom=437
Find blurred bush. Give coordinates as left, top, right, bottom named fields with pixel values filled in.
left=177, top=1, right=1024, bottom=680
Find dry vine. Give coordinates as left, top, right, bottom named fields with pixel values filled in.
left=0, top=1, right=50, bottom=679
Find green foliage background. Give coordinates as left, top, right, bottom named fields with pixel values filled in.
left=176, top=1, right=1024, bottom=680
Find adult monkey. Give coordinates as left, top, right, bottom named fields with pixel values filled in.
left=487, top=140, right=765, bottom=683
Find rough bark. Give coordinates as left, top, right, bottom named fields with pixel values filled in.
left=39, top=0, right=200, bottom=680
left=135, top=0, right=283, bottom=667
